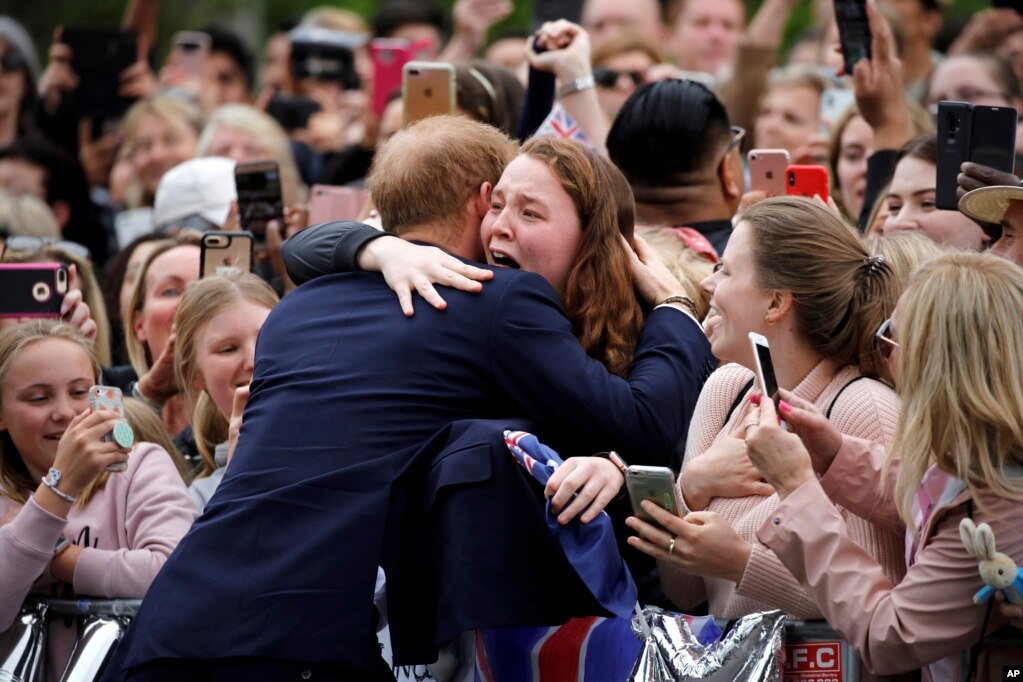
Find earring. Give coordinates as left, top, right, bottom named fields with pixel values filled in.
left=765, top=313, right=775, bottom=326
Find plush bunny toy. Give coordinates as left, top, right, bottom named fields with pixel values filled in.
left=959, top=518, right=1023, bottom=606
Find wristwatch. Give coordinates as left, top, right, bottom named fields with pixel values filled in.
left=41, top=467, right=77, bottom=503
left=53, top=536, right=70, bottom=557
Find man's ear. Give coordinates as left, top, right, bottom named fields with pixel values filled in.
left=476, top=182, right=492, bottom=219
left=720, top=151, right=743, bottom=201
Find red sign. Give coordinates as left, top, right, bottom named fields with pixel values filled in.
left=783, top=641, right=843, bottom=682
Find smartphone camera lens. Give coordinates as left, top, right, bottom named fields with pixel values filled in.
left=948, top=113, right=960, bottom=135
left=788, top=171, right=796, bottom=185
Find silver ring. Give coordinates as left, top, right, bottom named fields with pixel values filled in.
left=667, top=537, right=676, bottom=555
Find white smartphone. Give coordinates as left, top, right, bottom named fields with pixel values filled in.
left=819, top=87, right=856, bottom=133
left=748, top=149, right=790, bottom=197
left=625, top=465, right=682, bottom=526
left=749, top=332, right=780, bottom=408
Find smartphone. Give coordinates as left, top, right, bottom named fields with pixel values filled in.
left=307, top=185, right=370, bottom=225
left=266, top=94, right=321, bottom=132
left=785, top=165, right=830, bottom=202
left=371, top=39, right=414, bottom=118
left=969, top=105, right=1017, bottom=176
left=62, top=28, right=138, bottom=120
left=935, top=101, right=973, bottom=211
left=235, top=160, right=284, bottom=241
left=88, top=386, right=132, bottom=471
left=625, top=466, right=682, bottom=526
left=200, top=231, right=254, bottom=277
left=749, top=332, right=780, bottom=408
left=834, top=0, right=871, bottom=75
left=402, top=62, right=456, bottom=126
left=748, top=149, right=790, bottom=196
left=819, top=87, right=856, bottom=131
left=289, top=27, right=360, bottom=89
left=171, top=31, right=210, bottom=77
left=0, top=264, right=68, bottom=318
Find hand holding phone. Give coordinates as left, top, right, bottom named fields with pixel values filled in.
left=936, top=102, right=1017, bottom=210
left=785, top=165, right=829, bottom=202
left=749, top=332, right=781, bottom=411
left=201, top=231, right=254, bottom=277
left=0, top=264, right=69, bottom=319
left=235, top=160, right=284, bottom=241
left=625, top=465, right=682, bottom=527
left=748, top=149, right=790, bottom=197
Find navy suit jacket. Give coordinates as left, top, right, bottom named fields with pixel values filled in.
left=112, top=263, right=715, bottom=674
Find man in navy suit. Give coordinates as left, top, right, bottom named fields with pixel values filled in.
left=108, top=116, right=714, bottom=681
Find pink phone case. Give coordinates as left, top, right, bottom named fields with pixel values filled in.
left=748, top=149, right=790, bottom=197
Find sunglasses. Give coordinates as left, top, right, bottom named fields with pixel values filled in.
left=593, top=67, right=645, bottom=88
left=0, top=50, right=27, bottom=74
left=1, top=236, right=92, bottom=262
left=875, top=318, right=900, bottom=360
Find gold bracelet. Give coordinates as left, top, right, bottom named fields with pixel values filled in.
left=657, top=294, right=698, bottom=318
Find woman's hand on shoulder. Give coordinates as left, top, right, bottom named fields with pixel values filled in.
left=52, top=410, right=130, bottom=495
left=358, top=238, right=494, bottom=317
left=545, top=456, right=624, bottom=525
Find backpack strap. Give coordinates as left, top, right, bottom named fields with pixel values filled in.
left=723, top=378, right=756, bottom=431
left=825, top=375, right=871, bottom=420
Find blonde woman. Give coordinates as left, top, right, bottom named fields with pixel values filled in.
left=731, top=252, right=1023, bottom=679
left=0, top=190, right=61, bottom=239
left=0, top=322, right=194, bottom=679
left=196, top=104, right=307, bottom=207
left=121, top=96, right=205, bottom=209
left=173, top=272, right=278, bottom=510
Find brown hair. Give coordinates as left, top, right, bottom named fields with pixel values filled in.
left=454, top=62, right=525, bottom=136
left=591, top=27, right=670, bottom=67
left=521, top=137, right=644, bottom=376
left=367, top=115, right=517, bottom=241
left=740, top=196, right=899, bottom=379
left=125, top=232, right=202, bottom=376
left=0, top=322, right=105, bottom=505
left=173, top=272, right=278, bottom=478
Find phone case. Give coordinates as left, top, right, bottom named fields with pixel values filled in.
left=308, top=186, right=370, bottom=225
left=235, top=161, right=284, bottom=240
left=63, top=28, right=138, bottom=119
left=785, top=165, right=829, bottom=202
left=0, top=264, right=68, bottom=319
left=625, top=466, right=681, bottom=525
left=936, top=101, right=973, bottom=211
left=371, top=39, right=414, bottom=118
left=748, top=149, right=790, bottom=197
left=819, top=88, right=856, bottom=131
left=403, top=62, right=456, bottom=125
left=834, top=0, right=871, bottom=74
left=89, top=386, right=133, bottom=468
left=172, top=31, right=210, bottom=77
left=749, top=332, right=780, bottom=403
left=970, top=106, right=1017, bottom=175
left=201, top=231, right=254, bottom=277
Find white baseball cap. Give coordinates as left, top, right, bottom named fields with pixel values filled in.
left=153, top=157, right=237, bottom=233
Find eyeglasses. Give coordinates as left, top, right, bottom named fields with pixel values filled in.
left=593, top=67, right=645, bottom=89
left=0, top=236, right=92, bottom=262
left=728, top=125, right=746, bottom=150
left=875, top=318, right=900, bottom=359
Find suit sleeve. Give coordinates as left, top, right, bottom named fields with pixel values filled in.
left=282, top=221, right=395, bottom=285
left=487, top=275, right=715, bottom=466
left=759, top=480, right=1021, bottom=674
left=73, top=445, right=196, bottom=598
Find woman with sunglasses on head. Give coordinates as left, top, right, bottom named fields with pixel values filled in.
left=627, top=196, right=906, bottom=622
left=722, top=252, right=1023, bottom=679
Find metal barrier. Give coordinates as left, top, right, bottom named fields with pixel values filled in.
left=0, top=598, right=140, bottom=682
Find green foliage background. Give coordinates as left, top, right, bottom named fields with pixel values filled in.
left=1, top=0, right=995, bottom=72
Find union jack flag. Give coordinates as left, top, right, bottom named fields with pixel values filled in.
left=532, top=104, right=591, bottom=146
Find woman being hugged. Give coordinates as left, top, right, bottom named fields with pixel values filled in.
left=0, top=322, right=195, bottom=678
left=630, top=196, right=906, bottom=619
left=740, top=252, right=1023, bottom=678
left=173, top=272, right=279, bottom=510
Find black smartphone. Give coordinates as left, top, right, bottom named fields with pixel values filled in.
left=834, top=0, right=871, bottom=74
left=62, top=28, right=138, bottom=120
left=234, top=160, right=284, bottom=242
left=289, top=27, right=360, bottom=89
left=969, top=105, right=1017, bottom=176
left=266, top=94, right=321, bottom=132
left=936, top=101, right=973, bottom=211
left=200, top=231, right=254, bottom=278
left=0, top=264, right=69, bottom=318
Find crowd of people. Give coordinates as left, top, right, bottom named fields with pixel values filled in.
left=1, top=0, right=1022, bottom=680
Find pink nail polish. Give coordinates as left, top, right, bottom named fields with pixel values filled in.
left=779, top=400, right=792, bottom=413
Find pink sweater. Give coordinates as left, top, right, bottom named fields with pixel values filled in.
left=662, top=360, right=907, bottom=619
left=0, top=443, right=195, bottom=680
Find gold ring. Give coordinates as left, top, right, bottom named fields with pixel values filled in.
left=667, top=537, right=676, bottom=555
